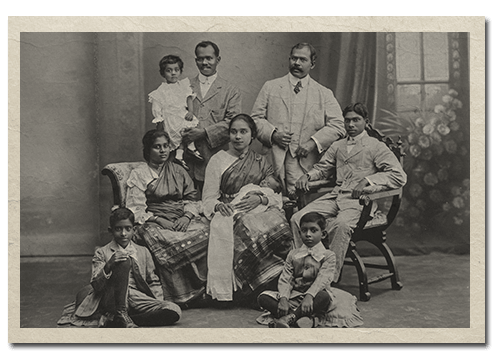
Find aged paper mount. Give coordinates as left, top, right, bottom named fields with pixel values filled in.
left=8, top=16, right=485, bottom=343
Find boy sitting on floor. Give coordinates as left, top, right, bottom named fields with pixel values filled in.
left=74, top=207, right=181, bottom=328
left=257, top=212, right=336, bottom=328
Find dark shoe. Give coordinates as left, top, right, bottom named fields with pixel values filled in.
left=98, top=312, right=114, bottom=328
left=186, top=148, right=204, bottom=161
left=174, top=157, right=190, bottom=171
left=274, top=313, right=296, bottom=328
left=114, top=310, right=138, bottom=328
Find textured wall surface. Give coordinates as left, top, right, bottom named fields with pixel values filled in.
left=96, top=33, right=146, bottom=245
left=21, top=32, right=338, bottom=256
left=20, top=33, right=99, bottom=255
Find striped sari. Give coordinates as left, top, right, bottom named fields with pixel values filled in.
left=129, top=161, right=209, bottom=305
left=203, top=150, right=292, bottom=301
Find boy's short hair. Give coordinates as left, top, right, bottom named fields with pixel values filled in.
left=342, top=102, right=370, bottom=124
left=109, top=207, right=135, bottom=228
left=300, top=212, right=326, bottom=231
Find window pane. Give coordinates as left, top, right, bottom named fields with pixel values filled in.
left=423, top=33, right=449, bottom=81
left=397, top=84, right=422, bottom=112
left=396, top=33, right=421, bottom=81
left=424, top=84, right=449, bottom=110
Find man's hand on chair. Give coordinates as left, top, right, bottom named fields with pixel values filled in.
left=295, top=174, right=310, bottom=192
left=352, top=179, right=370, bottom=199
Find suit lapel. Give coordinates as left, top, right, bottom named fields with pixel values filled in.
left=304, top=78, right=318, bottom=115
left=201, top=76, right=222, bottom=103
left=190, top=76, right=203, bottom=103
left=344, top=137, right=365, bottom=161
left=279, top=76, right=290, bottom=113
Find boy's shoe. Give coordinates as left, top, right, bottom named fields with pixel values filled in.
left=296, top=316, right=315, bottom=328
left=273, top=314, right=296, bottom=328
left=174, top=157, right=190, bottom=171
left=98, top=312, right=114, bottom=328
left=114, top=310, right=138, bottom=328
left=186, top=148, right=204, bottom=161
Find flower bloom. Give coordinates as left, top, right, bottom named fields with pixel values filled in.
left=409, top=183, right=423, bottom=198
left=451, top=186, right=462, bottom=196
left=416, top=200, right=427, bottom=210
left=418, top=135, right=431, bottom=148
left=421, top=149, right=433, bottom=160
left=452, top=99, right=463, bottom=108
left=423, top=172, right=439, bottom=186
left=409, top=144, right=421, bottom=158
left=453, top=216, right=464, bottom=225
left=442, top=95, right=453, bottom=103
left=437, top=168, right=448, bottom=181
left=423, top=124, right=435, bottom=135
left=432, top=143, right=444, bottom=156
left=415, top=117, right=425, bottom=127
left=437, top=124, right=451, bottom=136
left=452, top=196, right=465, bottom=209
left=448, top=89, right=458, bottom=97
left=444, top=139, right=458, bottom=154
left=429, top=189, right=443, bottom=203
left=442, top=202, right=452, bottom=211
left=434, top=104, right=446, bottom=113
left=446, top=110, right=457, bottom=121
left=449, top=121, right=460, bottom=131
left=408, top=132, right=419, bottom=144
left=462, top=178, right=470, bottom=188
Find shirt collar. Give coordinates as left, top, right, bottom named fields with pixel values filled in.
left=347, top=130, right=368, bottom=143
left=198, top=72, right=218, bottom=84
left=288, top=73, right=310, bottom=87
left=110, top=239, right=138, bottom=261
left=294, top=242, right=326, bottom=263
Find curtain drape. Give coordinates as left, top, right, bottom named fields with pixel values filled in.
left=317, top=33, right=378, bottom=121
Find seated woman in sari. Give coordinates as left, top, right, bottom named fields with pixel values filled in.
left=126, top=129, right=209, bottom=306
left=202, top=114, right=293, bottom=303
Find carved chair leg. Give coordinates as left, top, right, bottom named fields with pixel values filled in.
left=372, top=231, right=403, bottom=291
left=347, top=243, right=371, bottom=302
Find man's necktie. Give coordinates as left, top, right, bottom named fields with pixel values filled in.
left=294, top=81, right=302, bottom=94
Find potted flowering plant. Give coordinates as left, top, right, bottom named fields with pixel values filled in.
left=376, top=90, right=470, bottom=240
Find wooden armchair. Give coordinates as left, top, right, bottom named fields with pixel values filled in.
left=101, top=162, right=146, bottom=208
left=296, top=125, right=405, bottom=301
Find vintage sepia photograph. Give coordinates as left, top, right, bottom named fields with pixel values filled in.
left=9, top=16, right=485, bottom=344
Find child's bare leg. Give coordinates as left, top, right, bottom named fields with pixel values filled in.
left=176, top=143, right=185, bottom=160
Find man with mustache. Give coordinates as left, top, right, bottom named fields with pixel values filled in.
left=184, top=41, right=241, bottom=192
left=251, top=43, right=345, bottom=197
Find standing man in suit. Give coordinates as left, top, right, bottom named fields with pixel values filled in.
left=183, top=41, right=241, bottom=191
left=251, top=42, right=345, bottom=197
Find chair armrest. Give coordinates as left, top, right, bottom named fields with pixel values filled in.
left=307, top=179, right=336, bottom=190
left=356, top=187, right=403, bottom=230
left=358, top=188, right=402, bottom=206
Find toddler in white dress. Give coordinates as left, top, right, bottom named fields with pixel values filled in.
left=149, top=54, right=203, bottom=170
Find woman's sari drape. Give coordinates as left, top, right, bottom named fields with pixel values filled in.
left=134, top=162, right=209, bottom=304
left=206, top=151, right=292, bottom=301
